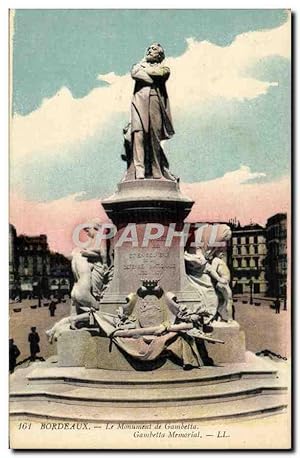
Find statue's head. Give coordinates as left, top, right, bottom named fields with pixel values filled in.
left=216, top=250, right=225, bottom=259
left=205, top=247, right=226, bottom=261
left=145, top=43, right=165, bottom=63
left=84, top=218, right=101, bottom=239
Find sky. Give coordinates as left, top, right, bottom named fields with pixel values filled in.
left=10, top=9, right=291, bottom=254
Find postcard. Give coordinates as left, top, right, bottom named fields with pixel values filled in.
left=9, top=9, right=291, bottom=449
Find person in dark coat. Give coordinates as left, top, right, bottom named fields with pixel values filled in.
left=49, top=301, right=57, bottom=317
left=275, top=298, right=281, bottom=314
left=9, top=338, right=20, bottom=373
left=28, top=327, right=40, bottom=361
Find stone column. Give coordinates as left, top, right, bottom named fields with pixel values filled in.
left=101, top=179, right=201, bottom=312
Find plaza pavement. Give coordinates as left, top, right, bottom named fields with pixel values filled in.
left=9, top=299, right=71, bottom=365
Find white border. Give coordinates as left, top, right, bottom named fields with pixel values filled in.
left=3, top=1, right=297, bottom=8
left=1, top=1, right=297, bottom=456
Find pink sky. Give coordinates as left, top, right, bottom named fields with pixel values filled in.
left=10, top=169, right=290, bottom=256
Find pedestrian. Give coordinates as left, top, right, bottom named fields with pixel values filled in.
left=49, top=300, right=56, bottom=317
left=9, top=338, right=20, bottom=373
left=28, top=327, right=40, bottom=361
left=275, top=298, right=281, bottom=314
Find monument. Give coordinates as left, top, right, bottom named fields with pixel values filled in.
left=45, top=42, right=245, bottom=369
left=10, top=44, right=288, bottom=426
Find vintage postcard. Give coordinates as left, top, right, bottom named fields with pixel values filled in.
left=9, top=9, right=291, bottom=449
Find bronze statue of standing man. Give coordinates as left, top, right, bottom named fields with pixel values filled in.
left=128, top=43, right=175, bottom=180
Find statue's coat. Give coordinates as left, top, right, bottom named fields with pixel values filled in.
left=131, top=66, right=175, bottom=139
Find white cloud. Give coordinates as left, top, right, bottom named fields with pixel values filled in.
left=181, top=166, right=290, bottom=226
left=10, top=166, right=290, bottom=255
left=166, top=14, right=290, bottom=109
left=210, top=165, right=266, bottom=184
left=11, top=14, right=290, bottom=161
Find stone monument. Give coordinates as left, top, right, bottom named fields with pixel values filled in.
left=10, top=44, right=288, bottom=426
left=45, top=42, right=246, bottom=370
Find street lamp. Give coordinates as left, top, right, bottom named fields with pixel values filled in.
left=249, top=278, right=253, bottom=305
left=38, top=278, right=42, bottom=307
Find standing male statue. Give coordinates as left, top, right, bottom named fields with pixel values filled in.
left=129, top=43, right=175, bottom=180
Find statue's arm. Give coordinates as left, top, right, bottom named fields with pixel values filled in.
left=145, top=65, right=170, bottom=80
left=131, top=63, right=153, bottom=83
left=81, top=249, right=102, bottom=260
left=205, top=263, right=227, bottom=284
left=212, top=258, right=230, bottom=281
left=81, top=248, right=108, bottom=265
left=184, top=252, right=197, bottom=262
left=184, top=251, right=205, bottom=266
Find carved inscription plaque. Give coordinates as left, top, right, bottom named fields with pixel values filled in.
left=118, top=243, right=181, bottom=292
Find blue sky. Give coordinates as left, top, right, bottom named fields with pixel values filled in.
left=13, top=9, right=287, bottom=115
left=11, top=9, right=290, bottom=202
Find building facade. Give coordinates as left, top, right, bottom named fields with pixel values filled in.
left=48, top=252, right=73, bottom=298
left=9, top=224, right=72, bottom=299
left=9, top=224, right=18, bottom=298
left=265, top=213, right=287, bottom=298
left=230, top=223, right=267, bottom=295
left=15, top=233, right=50, bottom=299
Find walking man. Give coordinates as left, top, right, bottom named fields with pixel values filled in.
left=275, top=297, right=281, bottom=314
left=49, top=300, right=57, bottom=317
left=28, top=327, right=40, bottom=361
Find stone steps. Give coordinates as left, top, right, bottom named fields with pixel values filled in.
left=10, top=378, right=287, bottom=407
left=22, top=355, right=278, bottom=389
left=10, top=393, right=288, bottom=423
left=9, top=354, right=289, bottom=423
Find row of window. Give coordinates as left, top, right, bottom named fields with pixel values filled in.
left=50, top=279, right=69, bottom=285
left=17, top=245, right=46, bottom=251
left=233, top=236, right=261, bottom=245
left=233, top=245, right=262, bottom=255
left=19, top=257, right=45, bottom=268
left=233, top=258, right=261, bottom=268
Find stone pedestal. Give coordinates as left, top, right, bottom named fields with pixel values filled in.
left=57, top=321, right=246, bottom=370
left=57, top=331, right=92, bottom=367
left=57, top=330, right=183, bottom=371
left=205, top=321, right=246, bottom=364
left=101, top=179, right=200, bottom=312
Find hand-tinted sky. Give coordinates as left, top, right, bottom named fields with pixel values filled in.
left=10, top=10, right=291, bottom=253
left=13, top=9, right=287, bottom=115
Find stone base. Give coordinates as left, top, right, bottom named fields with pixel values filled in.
left=9, top=352, right=289, bottom=428
left=57, top=320, right=246, bottom=370
left=206, top=320, right=246, bottom=364
left=102, top=178, right=194, bottom=224
left=57, top=330, right=181, bottom=371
